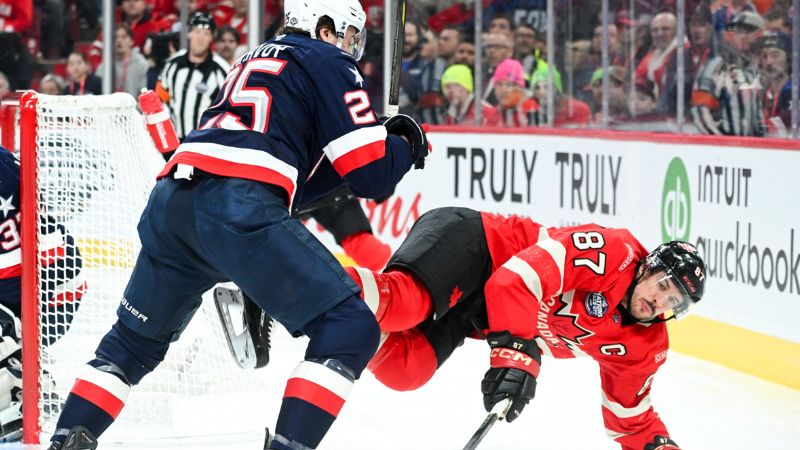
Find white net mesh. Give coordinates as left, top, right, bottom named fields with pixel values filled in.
left=30, top=94, right=268, bottom=443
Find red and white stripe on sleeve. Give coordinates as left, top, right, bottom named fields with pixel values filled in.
left=322, top=125, right=388, bottom=177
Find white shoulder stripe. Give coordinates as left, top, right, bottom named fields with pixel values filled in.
left=536, top=238, right=567, bottom=295
left=291, top=361, right=353, bottom=400
left=601, top=391, right=653, bottom=419
left=323, top=126, right=387, bottom=162
left=503, top=256, right=543, bottom=300
left=77, top=364, right=130, bottom=402
left=537, top=226, right=549, bottom=243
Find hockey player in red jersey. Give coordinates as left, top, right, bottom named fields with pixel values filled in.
left=346, top=207, right=706, bottom=450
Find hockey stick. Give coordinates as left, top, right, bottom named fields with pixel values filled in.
left=462, top=398, right=513, bottom=450
left=386, top=0, right=407, bottom=117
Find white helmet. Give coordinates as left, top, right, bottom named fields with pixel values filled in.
left=283, top=0, right=368, bottom=60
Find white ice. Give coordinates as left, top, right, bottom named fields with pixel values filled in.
left=6, top=327, right=800, bottom=450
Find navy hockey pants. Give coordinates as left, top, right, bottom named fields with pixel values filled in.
left=119, top=175, right=361, bottom=342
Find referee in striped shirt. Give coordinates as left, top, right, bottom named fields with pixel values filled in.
left=155, top=12, right=231, bottom=153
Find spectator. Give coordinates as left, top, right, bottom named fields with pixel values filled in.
left=0, top=33, right=35, bottom=90
left=588, top=65, right=629, bottom=123
left=763, top=6, right=791, bottom=33
left=98, top=25, right=148, bottom=97
left=689, top=5, right=714, bottom=77
left=441, top=64, right=500, bottom=126
left=482, top=32, right=514, bottom=101
left=690, top=12, right=765, bottom=136
left=155, top=12, right=229, bottom=143
left=0, top=0, right=32, bottom=33
left=515, top=24, right=546, bottom=82
left=39, top=74, right=65, bottom=95
left=400, top=21, right=430, bottom=118
left=488, top=13, right=514, bottom=40
left=712, top=0, right=757, bottom=34
left=635, top=13, right=679, bottom=95
left=631, top=77, right=658, bottom=117
left=417, top=24, right=454, bottom=125
left=592, top=24, right=625, bottom=67
left=63, top=51, right=102, bottom=96
left=530, top=67, right=591, bottom=127
left=565, top=40, right=595, bottom=104
left=219, top=0, right=248, bottom=45
left=492, top=59, right=538, bottom=126
left=119, top=0, right=171, bottom=49
left=437, top=26, right=461, bottom=65
left=143, top=31, right=179, bottom=90
left=0, top=72, right=8, bottom=98
left=454, top=38, right=476, bottom=67
left=215, top=25, right=244, bottom=66
left=757, top=32, right=792, bottom=135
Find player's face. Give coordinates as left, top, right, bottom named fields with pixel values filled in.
left=629, top=271, right=688, bottom=321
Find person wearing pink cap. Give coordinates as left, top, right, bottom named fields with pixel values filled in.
left=492, top=58, right=539, bottom=127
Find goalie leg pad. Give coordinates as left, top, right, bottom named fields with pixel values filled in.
left=386, top=207, right=492, bottom=320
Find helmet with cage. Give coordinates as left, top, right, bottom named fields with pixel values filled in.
left=283, top=0, right=368, bottom=60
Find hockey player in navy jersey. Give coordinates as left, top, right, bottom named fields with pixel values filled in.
left=0, top=146, right=85, bottom=441
left=47, top=0, right=430, bottom=449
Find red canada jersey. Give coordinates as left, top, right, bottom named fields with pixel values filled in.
left=479, top=212, right=671, bottom=450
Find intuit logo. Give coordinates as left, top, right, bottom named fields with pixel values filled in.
left=661, top=157, right=691, bottom=242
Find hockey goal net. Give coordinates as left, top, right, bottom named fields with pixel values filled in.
left=10, top=92, right=268, bottom=445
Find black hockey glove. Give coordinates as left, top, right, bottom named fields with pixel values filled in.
left=381, top=114, right=430, bottom=170
left=481, top=332, right=541, bottom=422
left=643, top=435, right=680, bottom=450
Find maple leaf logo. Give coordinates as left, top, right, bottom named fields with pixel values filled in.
left=449, top=285, right=464, bottom=308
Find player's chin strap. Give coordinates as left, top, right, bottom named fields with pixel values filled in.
left=618, top=267, right=676, bottom=326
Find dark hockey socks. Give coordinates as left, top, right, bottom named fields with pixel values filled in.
left=271, top=359, right=355, bottom=450
left=50, top=359, right=131, bottom=445
left=345, top=267, right=433, bottom=331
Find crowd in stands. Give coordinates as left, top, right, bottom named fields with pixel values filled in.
left=0, top=0, right=795, bottom=138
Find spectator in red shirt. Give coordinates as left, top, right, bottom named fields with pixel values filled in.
left=0, top=0, right=32, bottom=33
left=119, top=0, right=171, bottom=49
left=441, top=64, right=501, bottom=127
left=530, top=68, right=591, bottom=127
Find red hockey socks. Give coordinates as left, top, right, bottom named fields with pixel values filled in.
left=368, top=329, right=438, bottom=391
left=340, top=231, right=391, bottom=271
left=344, top=267, right=433, bottom=332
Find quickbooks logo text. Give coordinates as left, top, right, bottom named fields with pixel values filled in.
left=662, top=157, right=691, bottom=242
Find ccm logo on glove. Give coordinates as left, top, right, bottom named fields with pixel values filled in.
left=490, top=348, right=541, bottom=377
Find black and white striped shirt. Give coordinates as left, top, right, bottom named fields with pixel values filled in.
left=158, top=50, right=230, bottom=139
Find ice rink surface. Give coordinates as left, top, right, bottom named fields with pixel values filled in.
left=7, top=327, right=800, bottom=450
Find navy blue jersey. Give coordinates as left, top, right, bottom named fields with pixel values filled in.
left=0, top=147, right=84, bottom=319
left=159, top=34, right=413, bottom=210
